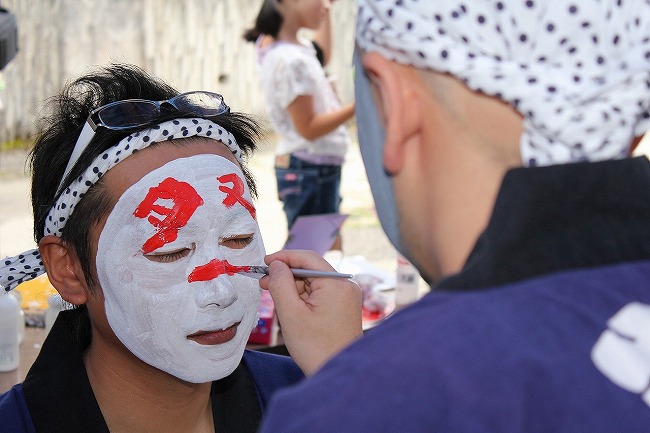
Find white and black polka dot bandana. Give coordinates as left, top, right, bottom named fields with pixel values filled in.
left=0, top=117, right=243, bottom=292
left=356, top=0, right=650, bottom=166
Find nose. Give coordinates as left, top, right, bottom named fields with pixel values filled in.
left=189, top=255, right=239, bottom=308
left=194, top=277, right=238, bottom=308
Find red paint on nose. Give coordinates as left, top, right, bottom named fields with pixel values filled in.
left=188, top=259, right=250, bottom=282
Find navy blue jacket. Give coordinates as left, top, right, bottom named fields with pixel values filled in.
left=260, top=157, right=650, bottom=432
left=0, top=308, right=302, bottom=433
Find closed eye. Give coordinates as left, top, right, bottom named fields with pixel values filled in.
left=220, top=234, right=254, bottom=249
left=144, top=245, right=193, bottom=263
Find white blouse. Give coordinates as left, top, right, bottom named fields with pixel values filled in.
left=258, top=40, right=350, bottom=160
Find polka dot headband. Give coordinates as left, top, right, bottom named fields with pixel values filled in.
left=356, top=0, right=650, bottom=166
left=0, top=117, right=243, bottom=292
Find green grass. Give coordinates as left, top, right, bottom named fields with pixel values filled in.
left=0, top=138, right=32, bottom=151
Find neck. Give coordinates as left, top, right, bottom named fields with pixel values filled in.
left=276, top=12, right=301, bottom=44
left=84, top=331, right=214, bottom=433
left=401, top=109, right=515, bottom=283
left=276, top=28, right=300, bottom=44
left=431, top=158, right=507, bottom=279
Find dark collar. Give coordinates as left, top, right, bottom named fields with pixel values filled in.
left=22, top=309, right=262, bottom=433
left=437, top=156, right=650, bottom=291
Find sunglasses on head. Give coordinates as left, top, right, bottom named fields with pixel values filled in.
left=58, top=91, right=230, bottom=192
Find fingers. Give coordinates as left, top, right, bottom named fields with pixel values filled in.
left=260, top=259, right=306, bottom=313
left=258, top=249, right=364, bottom=375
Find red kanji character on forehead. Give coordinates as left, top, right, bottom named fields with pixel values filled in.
left=218, top=173, right=256, bottom=219
left=134, top=177, right=204, bottom=254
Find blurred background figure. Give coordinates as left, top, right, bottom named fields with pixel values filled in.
left=0, top=3, right=18, bottom=160
left=243, top=0, right=355, bottom=252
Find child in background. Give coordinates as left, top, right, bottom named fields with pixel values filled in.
left=244, top=0, right=354, bottom=251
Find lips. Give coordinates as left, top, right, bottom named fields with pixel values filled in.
left=187, top=322, right=240, bottom=345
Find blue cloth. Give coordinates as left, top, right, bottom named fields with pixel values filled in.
left=0, top=351, right=302, bottom=433
left=242, top=349, right=304, bottom=410
left=0, top=307, right=303, bottom=433
left=259, top=157, right=650, bottom=432
left=275, top=154, right=342, bottom=229
left=0, top=384, right=33, bottom=433
left=261, top=263, right=650, bottom=432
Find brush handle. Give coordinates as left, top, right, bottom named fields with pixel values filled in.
left=244, top=265, right=353, bottom=279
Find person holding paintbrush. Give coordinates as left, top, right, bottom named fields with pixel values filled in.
left=258, top=0, right=650, bottom=431
left=243, top=0, right=355, bottom=253
left=0, top=63, right=361, bottom=433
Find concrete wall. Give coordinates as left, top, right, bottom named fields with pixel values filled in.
left=0, top=0, right=357, bottom=142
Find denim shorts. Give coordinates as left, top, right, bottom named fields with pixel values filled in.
left=275, top=155, right=342, bottom=229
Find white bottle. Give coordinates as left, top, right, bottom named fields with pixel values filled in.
left=395, top=254, right=420, bottom=306
left=0, top=290, right=20, bottom=372
left=9, top=290, right=25, bottom=345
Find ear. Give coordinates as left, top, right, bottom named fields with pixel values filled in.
left=39, top=236, right=89, bottom=305
left=361, top=52, right=424, bottom=175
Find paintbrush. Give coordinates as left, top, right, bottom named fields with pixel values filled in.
left=239, top=265, right=353, bottom=279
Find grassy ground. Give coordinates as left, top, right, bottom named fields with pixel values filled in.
left=0, top=138, right=31, bottom=152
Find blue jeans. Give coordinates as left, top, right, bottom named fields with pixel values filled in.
left=275, top=155, right=342, bottom=229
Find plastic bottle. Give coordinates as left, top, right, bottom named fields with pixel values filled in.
left=395, top=254, right=420, bottom=307
left=0, top=290, right=20, bottom=372
left=9, top=289, right=25, bottom=345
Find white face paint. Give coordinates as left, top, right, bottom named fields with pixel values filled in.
left=96, top=154, right=264, bottom=383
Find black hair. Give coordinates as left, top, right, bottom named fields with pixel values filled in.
left=312, top=40, right=325, bottom=67
left=29, top=63, right=261, bottom=293
left=243, top=0, right=283, bottom=42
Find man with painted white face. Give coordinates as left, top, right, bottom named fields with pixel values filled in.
left=258, top=1, right=650, bottom=431
left=0, top=63, right=342, bottom=433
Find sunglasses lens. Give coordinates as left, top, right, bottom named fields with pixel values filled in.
left=97, top=101, right=160, bottom=129
left=93, top=92, right=227, bottom=130
left=172, top=92, right=228, bottom=116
